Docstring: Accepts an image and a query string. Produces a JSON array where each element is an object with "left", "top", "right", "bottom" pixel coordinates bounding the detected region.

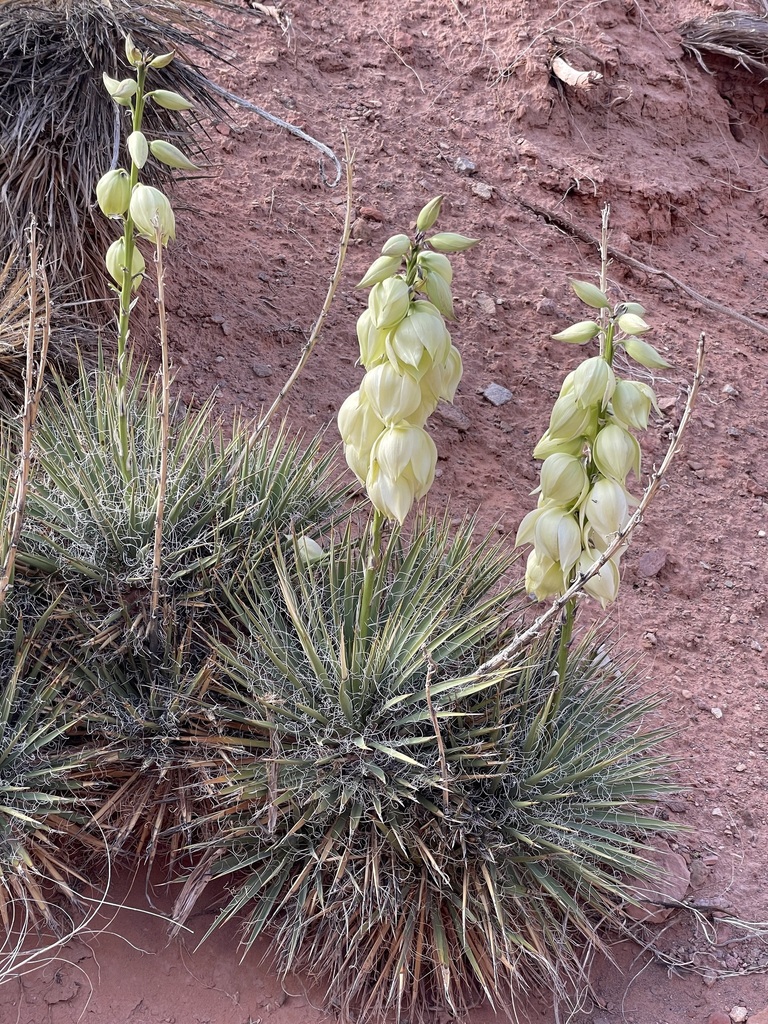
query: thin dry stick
[
  {"left": 477, "top": 332, "right": 706, "bottom": 674},
  {"left": 0, "top": 222, "right": 50, "bottom": 608},
  {"left": 226, "top": 131, "right": 354, "bottom": 484},
  {"left": 149, "top": 225, "right": 171, "bottom": 643},
  {"left": 516, "top": 197, "right": 768, "bottom": 339}
]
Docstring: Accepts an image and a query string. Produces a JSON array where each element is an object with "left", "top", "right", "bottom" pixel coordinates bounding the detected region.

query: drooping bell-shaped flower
[
  {"left": 539, "top": 453, "right": 589, "bottom": 507},
  {"left": 361, "top": 363, "right": 422, "bottom": 424}
]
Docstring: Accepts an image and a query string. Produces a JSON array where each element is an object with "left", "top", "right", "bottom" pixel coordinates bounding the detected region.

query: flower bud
[
  {"left": 571, "top": 356, "right": 616, "bottom": 409},
  {"left": 532, "top": 430, "right": 585, "bottom": 460},
  {"left": 525, "top": 549, "right": 565, "bottom": 602},
  {"left": 622, "top": 337, "right": 671, "bottom": 369},
  {"left": 296, "top": 536, "right": 325, "bottom": 565},
  {"left": 578, "top": 550, "right": 621, "bottom": 608},
  {"left": 147, "top": 89, "right": 193, "bottom": 111},
  {"left": 361, "top": 363, "right": 422, "bottom": 423},
  {"left": 385, "top": 306, "right": 451, "bottom": 377},
  {"left": 337, "top": 389, "right": 385, "bottom": 454},
  {"left": 548, "top": 391, "right": 598, "bottom": 441},
  {"left": 344, "top": 444, "right": 371, "bottom": 483},
  {"left": 533, "top": 507, "right": 582, "bottom": 574},
  {"left": 357, "top": 255, "right": 404, "bottom": 289},
  {"left": 416, "top": 250, "right": 452, "bottom": 284},
  {"left": 369, "top": 277, "right": 410, "bottom": 330},
  {"left": 439, "top": 345, "right": 463, "bottom": 402},
  {"left": 416, "top": 195, "right": 443, "bottom": 232},
  {"left": 371, "top": 424, "right": 437, "bottom": 496},
  {"left": 96, "top": 169, "right": 131, "bottom": 217},
  {"left": 593, "top": 423, "right": 641, "bottom": 482},
  {"left": 356, "top": 308, "right": 388, "bottom": 368},
  {"left": 617, "top": 312, "right": 651, "bottom": 335},
  {"left": 127, "top": 130, "right": 148, "bottom": 169},
  {"left": 570, "top": 279, "right": 610, "bottom": 309},
  {"left": 149, "top": 50, "right": 175, "bottom": 69},
  {"left": 539, "top": 453, "right": 589, "bottom": 507},
  {"left": 125, "top": 34, "right": 142, "bottom": 66},
  {"left": 105, "top": 238, "right": 145, "bottom": 291},
  {"left": 611, "top": 380, "right": 655, "bottom": 430},
  {"left": 103, "top": 73, "right": 138, "bottom": 105},
  {"left": 551, "top": 320, "right": 601, "bottom": 345},
  {"left": 422, "top": 271, "right": 454, "bottom": 320},
  {"left": 583, "top": 477, "right": 629, "bottom": 539},
  {"left": 428, "top": 232, "right": 479, "bottom": 252},
  {"left": 129, "top": 184, "right": 175, "bottom": 244},
  {"left": 381, "top": 233, "right": 412, "bottom": 257},
  {"left": 366, "top": 462, "right": 415, "bottom": 524},
  {"left": 615, "top": 301, "right": 645, "bottom": 317},
  {"left": 149, "top": 139, "right": 200, "bottom": 171}
]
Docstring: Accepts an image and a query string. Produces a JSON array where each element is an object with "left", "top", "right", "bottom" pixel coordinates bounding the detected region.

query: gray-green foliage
[{"left": 174, "top": 514, "right": 676, "bottom": 1023}]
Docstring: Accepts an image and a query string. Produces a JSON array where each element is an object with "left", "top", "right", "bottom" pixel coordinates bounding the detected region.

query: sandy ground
[{"left": 6, "top": 0, "right": 768, "bottom": 1021}]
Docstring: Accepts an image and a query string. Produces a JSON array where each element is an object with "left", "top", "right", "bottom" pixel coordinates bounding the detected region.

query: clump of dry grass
[
  {"left": 0, "top": 0, "right": 236, "bottom": 322},
  {"left": 680, "top": 10, "right": 768, "bottom": 74}
]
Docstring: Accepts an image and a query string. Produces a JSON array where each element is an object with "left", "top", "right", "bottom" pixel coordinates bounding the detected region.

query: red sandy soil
[{"left": 7, "top": 0, "right": 768, "bottom": 1021}]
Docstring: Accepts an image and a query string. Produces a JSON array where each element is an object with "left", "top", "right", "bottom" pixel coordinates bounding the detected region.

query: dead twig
[
  {"left": 0, "top": 220, "right": 50, "bottom": 609},
  {"left": 475, "top": 332, "right": 706, "bottom": 674},
  {"left": 516, "top": 196, "right": 768, "bottom": 339}
]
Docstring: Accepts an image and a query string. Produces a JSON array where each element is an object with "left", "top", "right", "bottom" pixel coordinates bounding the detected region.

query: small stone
[
  {"left": 734, "top": 763, "right": 747, "bottom": 772},
  {"left": 359, "top": 206, "right": 384, "bottom": 222},
  {"left": 252, "top": 362, "right": 273, "bottom": 378},
  {"left": 712, "top": 807, "right": 724, "bottom": 817},
  {"left": 681, "top": 689, "right": 693, "bottom": 699},
  {"left": 702, "top": 970, "right": 719, "bottom": 987},
  {"left": 711, "top": 707, "right": 723, "bottom": 718},
  {"left": 637, "top": 547, "right": 668, "bottom": 578},
  {"left": 664, "top": 799, "right": 688, "bottom": 813},
  {"left": 657, "top": 396, "right": 677, "bottom": 414},
  {"left": 729, "top": 1007, "right": 748, "bottom": 1024},
  {"left": 727, "top": 426, "right": 741, "bottom": 437},
  {"left": 476, "top": 292, "right": 497, "bottom": 317},
  {"left": 471, "top": 181, "right": 494, "bottom": 201},
  {"left": 215, "top": 355, "right": 224, "bottom": 363},
  {"left": 455, "top": 156, "right": 477, "bottom": 175},
  {"left": 758, "top": 530, "right": 766, "bottom": 538},
  {"left": 624, "top": 839, "right": 690, "bottom": 924},
  {"left": 433, "top": 402, "right": 470, "bottom": 432},
  {"left": 708, "top": 1013, "right": 731, "bottom": 1024},
  {"left": 215, "top": 122, "right": 230, "bottom": 137},
  {"left": 722, "top": 383, "right": 738, "bottom": 396},
  {"left": 483, "top": 383, "right": 513, "bottom": 406}
]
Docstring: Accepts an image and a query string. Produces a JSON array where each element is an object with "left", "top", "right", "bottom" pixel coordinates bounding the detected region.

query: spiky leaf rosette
[
  {"left": 175, "top": 516, "right": 677, "bottom": 1023},
  {"left": 0, "top": 600, "right": 96, "bottom": 935},
  {"left": 18, "top": 359, "right": 346, "bottom": 642},
  {"left": 71, "top": 619, "right": 226, "bottom": 871},
  {"left": 0, "top": 0, "right": 237, "bottom": 319}
]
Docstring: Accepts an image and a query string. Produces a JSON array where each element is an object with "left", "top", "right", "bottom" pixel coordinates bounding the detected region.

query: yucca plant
[
  {"left": 0, "top": 0, "right": 236, "bottom": 319},
  {"left": 18, "top": 358, "right": 346, "bottom": 640},
  {"left": 0, "top": 598, "right": 98, "bottom": 934},
  {"left": 172, "top": 514, "right": 677, "bottom": 1023}
]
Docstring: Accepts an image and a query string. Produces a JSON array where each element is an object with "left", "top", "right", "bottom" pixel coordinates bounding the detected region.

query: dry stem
[
  {"left": 0, "top": 222, "right": 50, "bottom": 609},
  {"left": 226, "top": 131, "right": 353, "bottom": 483},
  {"left": 477, "top": 332, "right": 706, "bottom": 674},
  {"left": 516, "top": 197, "right": 768, "bottom": 339},
  {"left": 149, "top": 226, "right": 171, "bottom": 643}
]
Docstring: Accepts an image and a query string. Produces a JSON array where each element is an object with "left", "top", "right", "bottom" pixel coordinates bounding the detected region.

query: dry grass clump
[
  {"left": 0, "top": 0, "right": 235, "bottom": 321},
  {"left": 680, "top": 10, "right": 768, "bottom": 74}
]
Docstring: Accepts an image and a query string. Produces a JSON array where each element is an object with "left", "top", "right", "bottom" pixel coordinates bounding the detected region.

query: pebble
[
  {"left": 734, "top": 763, "right": 747, "bottom": 772},
  {"left": 252, "top": 362, "right": 273, "bottom": 378},
  {"left": 637, "top": 548, "right": 668, "bottom": 578},
  {"left": 483, "top": 383, "right": 513, "bottom": 406},
  {"left": 711, "top": 707, "right": 723, "bottom": 718},
  {"left": 476, "top": 292, "right": 497, "bottom": 317},
  {"left": 657, "top": 395, "right": 677, "bottom": 415},
  {"left": 471, "top": 181, "right": 494, "bottom": 201},
  {"left": 433, "top": 402, "right": 470, "bottom": 432},
  {"left": 455, "top": 156, "right": 477, "bottom": 175},
  {"left": 359, "top": 206, "right": 384, "bottom": 222},
  {"left": 722, "top": 384, "right": 738, "bottom": 396},
  {"left": 729, "top": 1007, "right": 748, "bottom": 1024},
  {"left": 712, "top": 807, "right": 724, "bottom": 817}
]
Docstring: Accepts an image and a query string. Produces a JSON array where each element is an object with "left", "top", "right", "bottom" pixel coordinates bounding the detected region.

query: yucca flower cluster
[
  {"left": 95, "top": 36, "right": 197, "bottom": 304},
  {"left": 517, "top": 279, "right": 670, "bottom": 607},
  {"left": 338, "top": 197, "right": 476, "bottom": 523}
]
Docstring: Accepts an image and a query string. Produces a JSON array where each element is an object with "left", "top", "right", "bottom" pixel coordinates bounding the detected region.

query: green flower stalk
[
  {"left": 516, "top": 266, "right": 670, "bottom": 610},
  {"left": 95, "top": 35, "right": 194, "bottom": 473},
  {"left": 338, "top": 196, "right": 477, "bottom": 525}
]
